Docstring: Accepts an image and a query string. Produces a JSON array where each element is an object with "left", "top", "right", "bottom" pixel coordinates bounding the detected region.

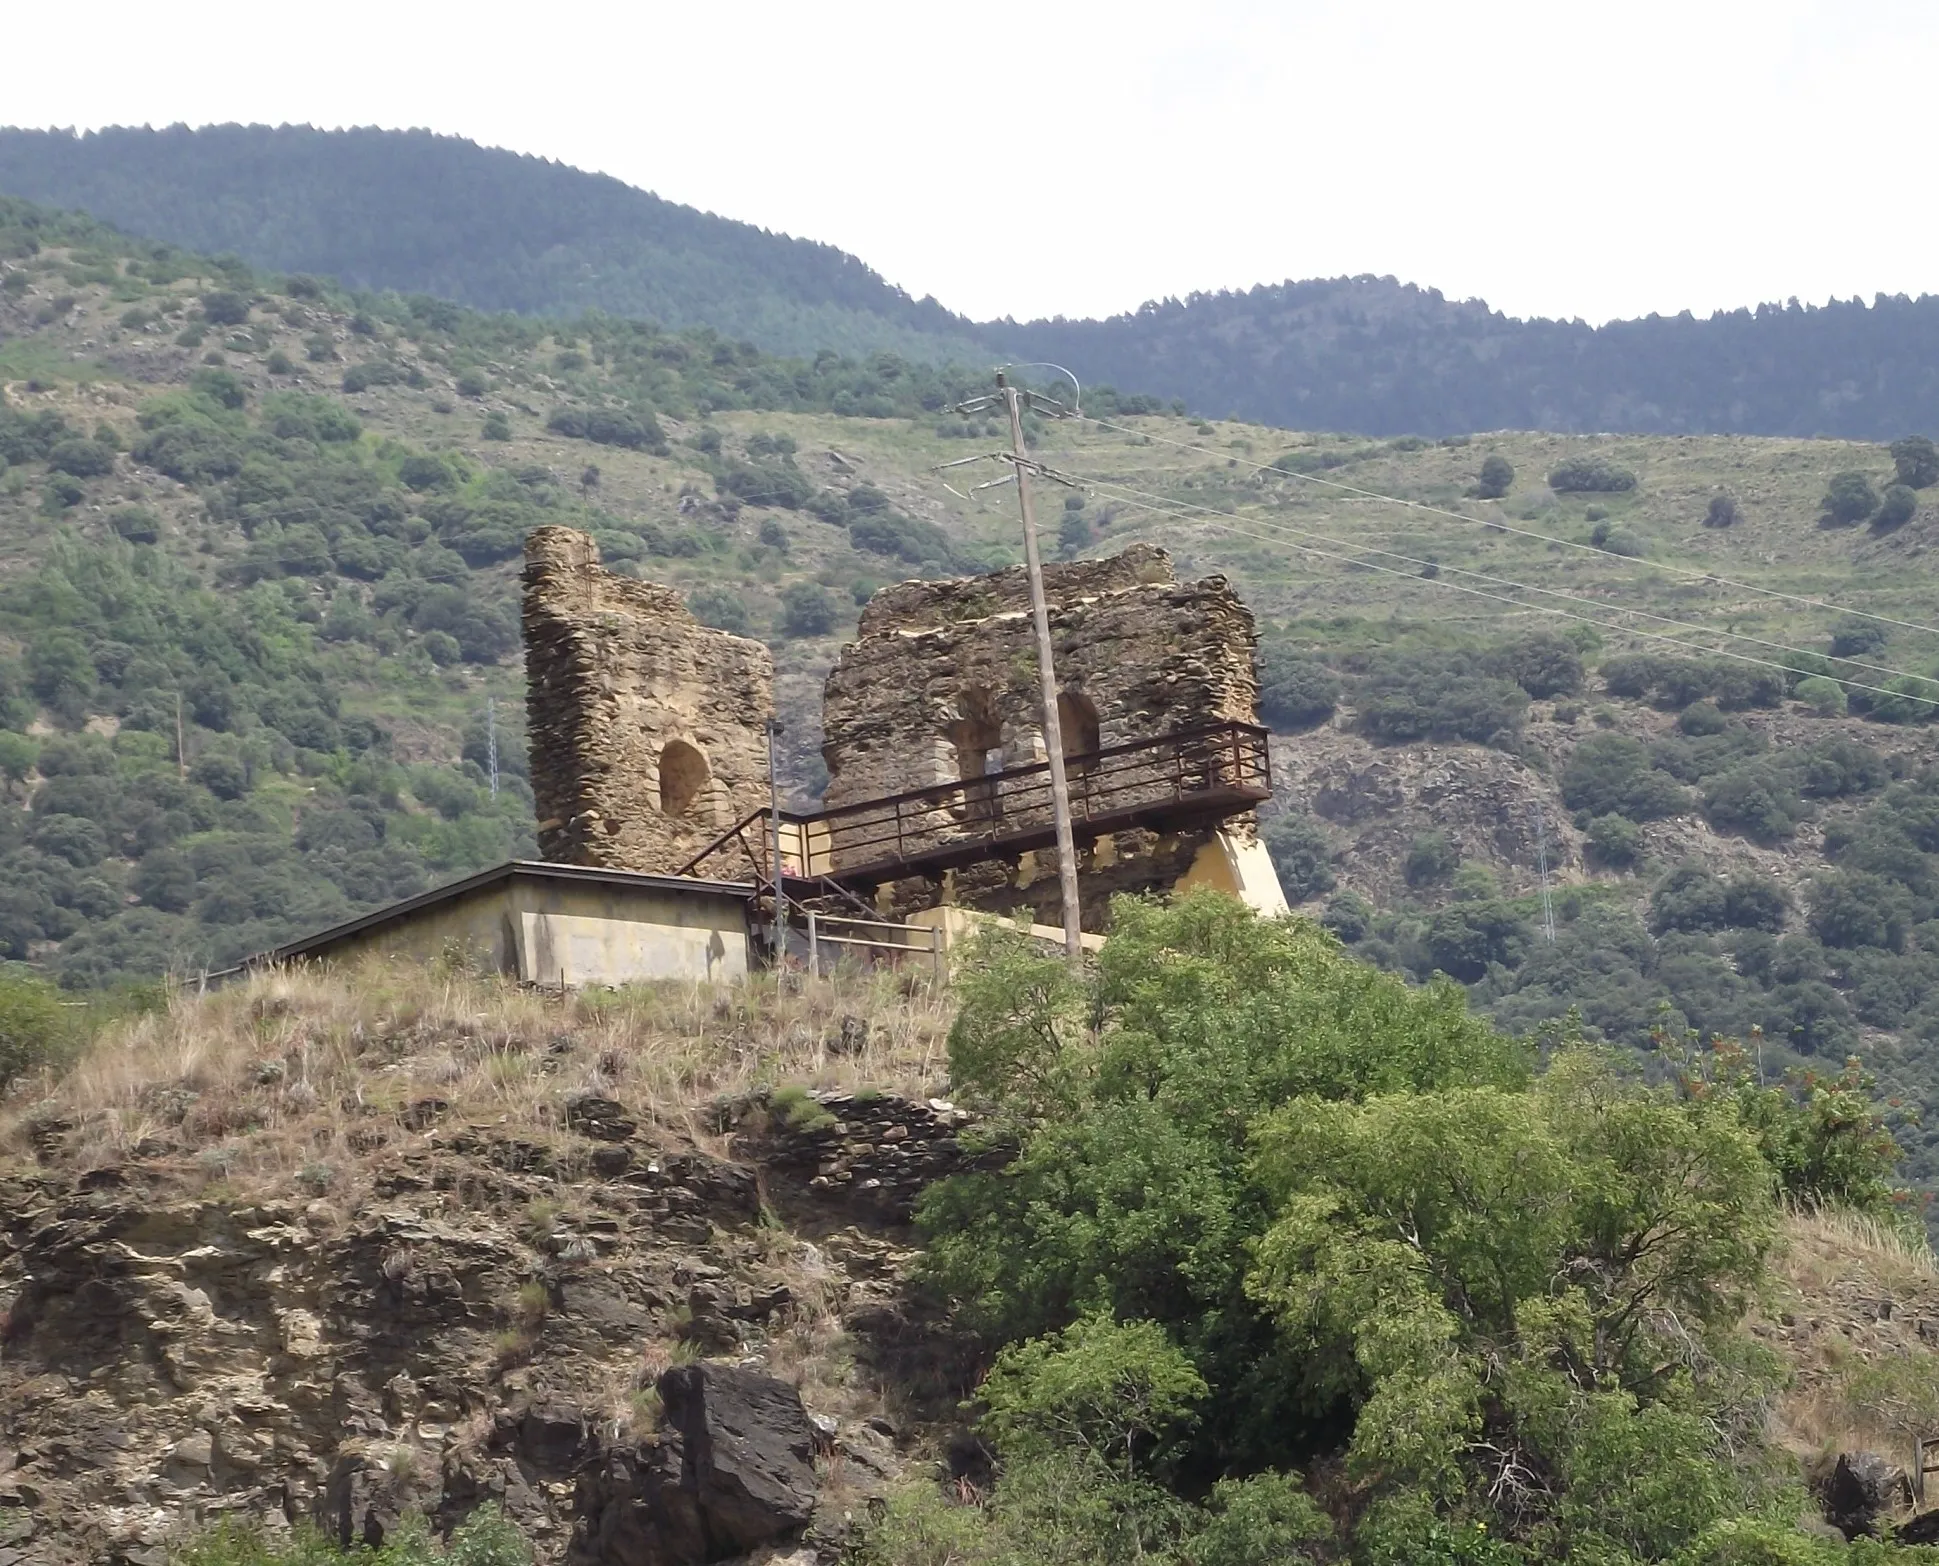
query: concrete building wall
[
  {"left": 523, "top": 526, "right": 775, "bottom": 876},
  {"left": 313, "top": 875, "right": 751, "bottom": 987}
]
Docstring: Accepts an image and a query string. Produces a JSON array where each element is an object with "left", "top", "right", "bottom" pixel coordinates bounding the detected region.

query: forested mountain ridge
[
  {"left": 1000, "top": 274, "right": 1939, "bottom": 439},
  {"left": 9, "top": 124, "right": 1939, "bottom": 438},
  {"left": 0, "top": 125, "right": 991, "bottom": 363}
]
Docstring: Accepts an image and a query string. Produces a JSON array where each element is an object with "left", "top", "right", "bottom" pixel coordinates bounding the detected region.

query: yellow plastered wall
[{"left": 1174, "top": 829, "right": 1291, "bottom": 917}]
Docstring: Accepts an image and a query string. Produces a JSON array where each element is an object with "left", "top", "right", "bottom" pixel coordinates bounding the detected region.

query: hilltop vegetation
[
  {"left": 11, "top": 127, "right": 1939, "bottom": 437},
  {"left": 856, "top": 898, "right": 1921, "bottom": 1565}
]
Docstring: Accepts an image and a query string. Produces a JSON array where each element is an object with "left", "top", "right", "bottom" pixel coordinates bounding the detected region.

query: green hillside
[{"left": 9, "top": 192, "right": 1939, "bottom": 1195}]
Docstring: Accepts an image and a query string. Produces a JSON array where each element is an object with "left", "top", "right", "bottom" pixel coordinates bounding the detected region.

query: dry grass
[
  {"left": 1781, "top": 1205, "right": 1939, "bottom": 1294},
  {"left": 0, "top": 954, "right": 954, "bottom": 1200},
  {"left": 1764, "top": 1206, "right": 1939, "bottom": 1466}
]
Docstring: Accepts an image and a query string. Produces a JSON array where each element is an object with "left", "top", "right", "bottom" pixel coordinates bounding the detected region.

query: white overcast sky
[{"left": 5, "top": 0, "right": 1935, "bottom": 325}]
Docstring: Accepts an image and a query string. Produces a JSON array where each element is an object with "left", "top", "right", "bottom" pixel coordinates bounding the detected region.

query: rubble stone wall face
[
  {"left": 820, "top": 544, "right": 1261, "bottom": 927},
  {"left": 523, "top": 526, "right": 774, "bottom": 874}
]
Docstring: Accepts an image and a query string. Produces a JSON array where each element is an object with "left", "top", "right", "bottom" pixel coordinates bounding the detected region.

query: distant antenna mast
[
  {"left": 486, "top": 697, "right": 499, "bottom": 798},
  {"left": 1536, "top": 816, "right": 1557, "bottom": 945}
]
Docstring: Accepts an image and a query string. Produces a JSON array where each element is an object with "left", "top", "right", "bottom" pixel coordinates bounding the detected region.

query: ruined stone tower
[
  {"left": 522, "top": 526, "right": 773, "bottom": 875},
  {"left": 819, "top": 543, "right": 1267, "bottom": 929}
]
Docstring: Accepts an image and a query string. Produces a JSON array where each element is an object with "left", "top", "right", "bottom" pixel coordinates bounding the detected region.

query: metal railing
[
  {"left": 800, "top": 910, "right": 944, "bottom": 982},
  {"left": 679, "top": 721, "right": 1270, "bottom": 889}
]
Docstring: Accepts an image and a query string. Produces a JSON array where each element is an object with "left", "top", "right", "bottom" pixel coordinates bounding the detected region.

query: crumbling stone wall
[
  {"left": 523, "top": 526, "right": 774, "bottom": 875},
  {"left": 819, "top": 543, "right": 1261, "bottom": 928}
]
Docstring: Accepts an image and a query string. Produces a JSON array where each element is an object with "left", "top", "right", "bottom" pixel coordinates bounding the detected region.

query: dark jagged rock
[
  {"left": 318, "top": 1452, "right": 425, "bottom": 1549},
  {"left": 1901, "top": 1509, "right": 1939, "bottom": 1545},
  {"left": 1820, "top": 1450, "right": 1909, "bottom": 1539},
  {"left": 568, "top": 1365, "right": 816, "bottom": 1566},
  {"left": 564, "top": 1096, "right": 638, "bottom": 1143}
]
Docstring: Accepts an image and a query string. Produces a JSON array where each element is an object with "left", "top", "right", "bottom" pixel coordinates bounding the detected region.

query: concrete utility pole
[
  {"left": 767, "top": 716, "right": 788, "bottom": 963},
  {"left": 998, "top": 373, "right": 1084, "bottom": 962}
]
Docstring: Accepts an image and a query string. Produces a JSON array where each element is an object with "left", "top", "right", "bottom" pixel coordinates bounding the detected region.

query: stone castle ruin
[
  {"left": 523, "top": 525, "right": 774, "bottom": 875},
  {"left": 523, "top": 527, "right": 1281, "bottom": 929},
  {"left": 820, "top": 543, "right": 1272, "bottom": 928}
]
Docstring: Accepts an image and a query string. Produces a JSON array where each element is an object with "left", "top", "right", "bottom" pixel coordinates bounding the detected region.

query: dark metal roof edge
[{"left": 208, "top": 860, "right": 757, "bottom": 981}]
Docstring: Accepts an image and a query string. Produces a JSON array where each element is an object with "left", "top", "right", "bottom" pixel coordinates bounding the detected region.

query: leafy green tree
[
  {"left": 1829, "top": 617, "right": 1888, "bottom": 659},
  {"left": 0, "top": 731, "right": 37, "bottom": 787},
  {"left": 1256, "top": 645, "right": 1339, "bottom": 730},
  {"left": 397, "top": 453, "right": 454, "bottom": 492},
  {"left": 1793, "top": 674, "right": 1847, "bottom": 716},
  {"left": 132, "top": 847, "right": 195, "bottom": 912},
  {"left": 1703, "top": 762, "right": 1808, "bottom": 843},
  {"left": 1352, "top": 650, "right": 1527, "bottom": 747},
  {"left": 1870, "top": 675, "right": 1939, "bottom": 724},
  {"left": 779, "top": 581, "right": 840, "bottom": 638},
  {"left": 1561, "top": 734, "right": 1691, "bottom": 822},
  {"left": 46, "top": 438, "right": 115, "bottom": 478},
  {"left": 1321, "top": 890, "right": 1373, "bottom": 943},
  {"left": 1548, "top": 458, "right": 1638, "bottom": 493},
  {"left": 1419, "top": 899, "right": 1525, "bottom": 982},
  {"left": 923, "top": 896, "right": 1525, "bottom": 1468},
  {"left": 199, "top": 289, "right": 250, "bottom": 326},
  {"left": 1249, "top": 1050, "right": 1779, "bottom": 1561},
  {"left": 1820, "top": 471, "right": 1879, "bottom": 526},
  {"left": 1874, "top": 483, "right": 1918, "bottom": 532},
  {"left": 1721, "top": 872, "right": 1788, "bottom": 933},
  {"left": 1490, "top": 629, "right": 1583, "bottom": 698},
  {"left": 1586, "top": 811, "right": 1644, "bottom": 868},
  {"left": 1891, "top": 433, "right": 1939, "bottom": 489},
  {"left": 1681, "top": 1042, "right": 1903, "bottom": 1216},
  {"left": 1650, "top": 862, "right": 1729, "bottom": 933},
  {"left": 1677, "top": 699, "right": 1728, "bottom": 736},
  {"left": 1404, "top": 830, "right": 1460, "bottom": 887},
  {"left": 1262, "top": 811, "right": 1336, "bottom": 902},
  {"left": 0, "top": 972, "right": 73, "bottom": 1085},
  {"left": 1703, "top": 492, "right": 1741, "bottom": 528},
  {"left": 689, "top": 587, "right": 751, "bottom": 635},
  {"left": 1474, "top": 454, "right": 1514, "bottom": 498},
  {"left": 981, "top": 1313, "right": 1206, "bottom": 1483},
  {"left": 1808, "top": 870, "right": 1908, "bottom": 951},
  {"left": 26, "top": 629, "right": 94, "bottom": 715}
]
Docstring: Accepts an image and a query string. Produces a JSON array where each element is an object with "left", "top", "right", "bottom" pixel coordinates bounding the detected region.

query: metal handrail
[{"left": 678, "top": 721, "right": 1271, "bottom": 886}]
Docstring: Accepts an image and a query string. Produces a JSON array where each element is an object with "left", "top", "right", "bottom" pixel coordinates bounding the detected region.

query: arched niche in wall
[{"left": 659, "top": 739, "right": 711, "bottom": 821}]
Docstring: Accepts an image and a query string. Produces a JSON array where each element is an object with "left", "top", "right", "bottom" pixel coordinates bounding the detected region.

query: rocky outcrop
[
  {"left": 1817, "top": 1451, "right": 1910, "bottom": 1539},
  {"left": 569, "top": 1366, "right": 817, "bottom": 1566},
  {"left": 0, "top": 1090, "right": 975, "bottom": 1564},
  {"left": 729, "top": 1087, "right": 989, "bottom": 1221}
]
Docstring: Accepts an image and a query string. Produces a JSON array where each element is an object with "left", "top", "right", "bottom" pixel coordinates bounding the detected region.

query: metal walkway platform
[{"left": 679, "top": 721, "right": 1271, "bottom": 894}]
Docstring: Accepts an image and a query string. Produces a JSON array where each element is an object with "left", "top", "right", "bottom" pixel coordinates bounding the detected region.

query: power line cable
[
  {"left": 1078, "top": 479, "right": 1939, "bottom": 712},
  {"left": 1076, "top": 472, "right": 1937, "bottom": 690},
  {"left": 1074, "top": 415, "right": 1939, "bottom": 642}
]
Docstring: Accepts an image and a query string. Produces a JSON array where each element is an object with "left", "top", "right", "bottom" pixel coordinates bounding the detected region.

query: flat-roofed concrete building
[{"left": 232, "top": 862, "right": 754, "bottom": 988}]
